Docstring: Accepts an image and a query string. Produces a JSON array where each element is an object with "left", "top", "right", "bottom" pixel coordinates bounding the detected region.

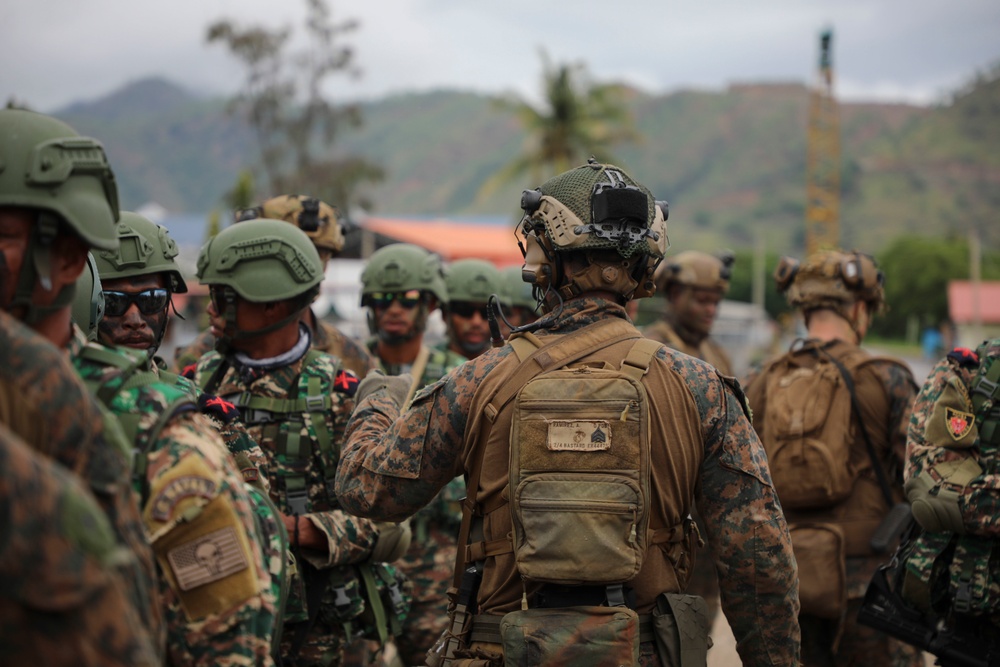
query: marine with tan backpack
[
  {"left": 743, "top": 248, "right": 923, "bottom": 667},
  {"left": 336, "top": 160, "right": 800, "bottom": 667}
]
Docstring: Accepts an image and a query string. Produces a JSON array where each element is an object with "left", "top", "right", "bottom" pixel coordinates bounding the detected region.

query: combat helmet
[
  {"left": 71, "top": 252, "right": 105, "bottom": 341},
  {"left": 443, "top": 259, "right": 503, "bottom": 307},
  {"left": 775, "top": 248, "right": 885, "bottom": 315},
  {"left": 501, "top": 265, "right": 537, "bottom": 311},
  {"left": 237, "top": 194, "right": 345, "bottom": 256},
  {"left": 0, "top": 109, "right": 120, "bottom": 322},
  {"left": 360, "top": 243, "right": 447, "bottom": 341},
  {"left": 196, "top": 218, "right": 324, "bottom": 350},
  {"left": 94, "top": 211, "right": 188, "bottom": 294},
  {"left": 654, "top": 250, "right": 734, "bottom": 296},
  {"left": 518, "top": 159, "right": 668, "bottom": 308}
]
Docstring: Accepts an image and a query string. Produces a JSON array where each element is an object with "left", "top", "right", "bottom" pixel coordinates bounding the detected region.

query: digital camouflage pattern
[
  {"left": 0, "top": 310, "right": 163, "bottom": 657},
  {"left": 744, "top": 338, "right": 921, "bottom": 667},
  {"left": 903, "top": 347, "right": 1000, "bottom": 626},
  {"left": 0, "top": 423, "right": 158, "bottom": 667},
  {"left": 337, "top": 297, "right": 801, "bottom": 666},
  {"left": 192, "top": 343, "right": 381, "bottom": 667},
  {"left": 173, "top": 310, "right": 377, "bottom": 380},
  {"left": 367, "top": 340, "right": 467, "bottom": 665},
  {"left": 69, "top": 328, "right": 278, "bottom": 667}
]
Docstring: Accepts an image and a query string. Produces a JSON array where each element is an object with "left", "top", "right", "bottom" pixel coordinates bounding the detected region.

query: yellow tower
[{"left": 805, "top": 29, "right": 840, "bottom": 255}]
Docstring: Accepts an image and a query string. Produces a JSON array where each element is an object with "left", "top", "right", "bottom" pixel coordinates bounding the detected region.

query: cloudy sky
[{"left": 2, "top": 0, "right": 998, "bottom": 112}]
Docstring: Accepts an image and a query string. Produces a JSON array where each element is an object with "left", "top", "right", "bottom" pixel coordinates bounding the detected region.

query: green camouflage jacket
[{"left": 69, "top": 327, "right": 278, "bottom": 667}]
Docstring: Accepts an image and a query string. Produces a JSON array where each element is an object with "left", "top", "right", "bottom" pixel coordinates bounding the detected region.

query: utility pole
[{"left": 805, "top": 29, "right": 841, "bottom": 256}]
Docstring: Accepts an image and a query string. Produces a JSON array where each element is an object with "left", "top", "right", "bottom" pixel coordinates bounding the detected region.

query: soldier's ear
[{"left": 51, "top": 234, "right": 89, "bottom": 287}]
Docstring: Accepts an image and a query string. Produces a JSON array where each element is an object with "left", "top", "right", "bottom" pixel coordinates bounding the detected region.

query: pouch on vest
[
  {"left": 790, "top": 523, "right": 847, "bottom": 620},
  {"left": 509, "top": 347, "right": 653, "bottom": 586},
  {"left": 651, "top": 593, "right": 711, "bottom": 667},
  {"left": 499, "top": 606, "right": 639, "bottom": 667},
  {"left": 761, "top": 350, "right": 860, "bottom": 509}
]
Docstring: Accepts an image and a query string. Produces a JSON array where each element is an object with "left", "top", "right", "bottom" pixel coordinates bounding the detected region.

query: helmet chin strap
[
  {"left": 213, "top": 286, "right": 309, "bottom": 354},
  {"left": 5, "top": 215, "right": 77, "bottom": 325},
  {"left": 372, "top": 302, "right": 429, "bottom": 345}
]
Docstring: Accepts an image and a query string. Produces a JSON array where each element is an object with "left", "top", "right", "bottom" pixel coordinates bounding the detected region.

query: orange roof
[
  {"left": 948, "top": 280, "right": 1000, "bottom": 324},
  {"left": 362, "top": 217, "right": 524, "bottom": 267}
]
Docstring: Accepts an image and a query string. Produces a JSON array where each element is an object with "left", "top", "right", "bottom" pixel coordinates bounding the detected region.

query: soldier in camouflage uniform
[
  {"left": 0, "top": 108, "right": 163, "bottom": 655},
  {"left": 743, "top": 249, "right": 922, "bottom": 667},
  {"left": 0, "top": 108, "right": 278, "bottom": 665},
  {"left": 191, "top": 218, "right": 410, "bottom": 667},
  {"left": 897, "top": 339, "right": 1000, "bottom": 654},
  {"left": 437, "top": 258, "right": 503, "bottom": 361},
  {"left": 0, "top": 423, "right": 158, "bottom": 667},
  {"left": 361, "top": 243, "right": 467, "bottom": 665},
  {"left": 642, "top": 250, "right": 734, "bottom": 375},
  {"left": 337, "top": 161, "right": 800, "bottom": 666},
  {"left": 88, "top": 211, "right": 270, "bottom": 487},
  {"left": 173, "top": 194, "right": 376, "bottom": 379}
]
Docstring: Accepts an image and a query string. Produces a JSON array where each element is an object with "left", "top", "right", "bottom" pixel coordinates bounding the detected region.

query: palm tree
[{"left": 478, "top": 51, "right": 637, "bottom": 200}]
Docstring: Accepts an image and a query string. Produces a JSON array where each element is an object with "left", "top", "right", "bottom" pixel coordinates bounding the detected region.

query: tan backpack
[
  {"left": 507, "top": 327, "right": 661, "bottom": 587},
  {"left": 759, "top": 344, "right": 875, "bottom": 510}
]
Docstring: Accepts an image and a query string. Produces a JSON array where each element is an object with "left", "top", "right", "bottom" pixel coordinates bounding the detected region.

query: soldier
[
  {"left": 891, "top": 339, "right": 1000, "bottom": 658},
  {"left": 497, "top": 264, "right": 539, "bottom": 337},
  {"left": 438, "top": 258, "right": 503, "bottom": 360},
  {"left": 360, "top": 243, "right": 467, "bottom": 665},
  {"left": 0, "top": 108, "right": 163, "bottom": 654},
  {"left": 88, "top": 211, "right": 270, "bottom": 486},
  {"left": 643, "top": 250, "right": 734, "bottom": 375},
  {"left": 191, "top": 218, "right": 411, "bottom": 667},
  {"left": 336, "top": 160, "right": 800, "bottom": 666},
  {"left": 0, "top": 108, "right": 278, "bottom": 666},
  {"left": 173, "top": 194, "right": 376, "bottom": 379},
  {"left": 0, "top": 423, "right": 158, "bottom": 667},
  {"left": 743, "top": 249, "right": 921, "bottom": 667}
]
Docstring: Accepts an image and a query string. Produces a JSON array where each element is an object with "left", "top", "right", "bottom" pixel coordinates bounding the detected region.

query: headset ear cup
[
  {"left": 521, "top": 232, "right": 552, "bottom": 291},
  {"left": 773, "top": 256, "right": 800, "bottom": 292}
]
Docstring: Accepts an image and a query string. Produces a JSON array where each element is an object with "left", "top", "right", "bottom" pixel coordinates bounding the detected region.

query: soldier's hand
[{"left": 355, "top": 370, "right": 412, "bottom": 409}]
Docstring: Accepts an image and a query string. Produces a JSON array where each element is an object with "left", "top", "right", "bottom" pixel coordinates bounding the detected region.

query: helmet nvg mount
[
  {"left": 237, "top": 194, "right": 345, "bottom": 256},
  {"left": 517, "top": 159, "right": 669, "bottom": 308},
  {"left": 94, "top": 211, "right": 188, "bottom": 294}
]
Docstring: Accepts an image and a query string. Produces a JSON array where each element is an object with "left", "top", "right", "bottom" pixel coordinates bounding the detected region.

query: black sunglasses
[
  {"left": 370, "top": 290, "right": 422, "bottom": 310},
  {"left": 103, "top": 289, "right": 170, "bottom": 317},
  {"left": 450, "top": 301, "right": 490, "bottom": 319}
]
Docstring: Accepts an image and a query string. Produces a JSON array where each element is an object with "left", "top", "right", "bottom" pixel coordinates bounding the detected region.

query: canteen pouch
[
  {"left": 499, "top": 606, "right": 639, "bottom": 667},
  {"left": 790, "top": 523, "right": 847, "bottom": 620}
]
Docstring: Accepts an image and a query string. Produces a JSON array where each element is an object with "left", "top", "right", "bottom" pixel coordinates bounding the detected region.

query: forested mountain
[{"left": 54, "top": 68, "right": 1000, "bottom": 254}]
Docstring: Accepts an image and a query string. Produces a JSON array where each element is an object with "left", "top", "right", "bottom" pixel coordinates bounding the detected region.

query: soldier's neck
[
  {"left": 666, "top": 312, "right": 706, "bottom": 348},
  {"left": 805, "top": 310, "right": 860, "bottom": 345}
]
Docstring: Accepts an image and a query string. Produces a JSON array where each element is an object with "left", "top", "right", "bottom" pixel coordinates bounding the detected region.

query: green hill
[{"left": 54, "top": 68, "right": 1000, "bottom": 255}]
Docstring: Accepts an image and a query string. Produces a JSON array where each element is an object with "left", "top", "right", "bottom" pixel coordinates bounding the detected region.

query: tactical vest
[{"left": 198, "top": 348, "right": 409, "bottom": 645}]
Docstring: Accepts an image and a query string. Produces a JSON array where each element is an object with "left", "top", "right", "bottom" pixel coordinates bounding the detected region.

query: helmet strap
[
  {"left": 7, "top": 214, "right": 76, "bottom": 325},
  {"left": 214, "top": 286, "right": 311, "bottom": 354}
]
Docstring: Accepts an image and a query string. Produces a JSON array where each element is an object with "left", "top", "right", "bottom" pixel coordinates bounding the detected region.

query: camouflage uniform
[
  {"left": 368, "top": 339, "right": 468, "bottom": 665},
  {"left": 69, "top": 327, "right": 279, "bottom": 666},
  {"left": 193, "top": 334, "right": 383, "bottom": 667},
  {"left": 338, "top": 297, "right": 801, "bottom": 666},
  {"left": 900, "top": 342, "right": 1000, "bottom": 646},
  {"left": 173, "top": 310, "right": 376, "bottom": 379},
  {"left": 0, "top": 423, "right": 158, "bottom": 667},
  {"left": 0, "top": 309, "right": 164, "bottom": 656}
]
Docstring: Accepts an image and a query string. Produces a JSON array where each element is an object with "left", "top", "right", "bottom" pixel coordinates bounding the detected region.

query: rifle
[{"left": 858, "top": 564, "right": 1000, "bottom": 667}]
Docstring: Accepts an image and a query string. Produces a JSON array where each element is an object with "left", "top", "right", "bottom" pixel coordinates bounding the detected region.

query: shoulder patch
[
  {"left": 333, "top": 369, "right": 360, "bottom": 396},
  {"left": 150, "top": 475, "right": 218, "bottom": 522},
  {"left": 166, "top": 525, "right": 249, "bottom": 591},
  {"left": 944, "top": 406, "right": 975, "bottom": 441},
  {"left": 181, "top": 363, "right": 197, "bottom": 380},
  {"left": 198, "top": 393, "right": 239, "bottom": 422},
  {"left": 947, "top": 347, "right": 979, "bottom": 368}
]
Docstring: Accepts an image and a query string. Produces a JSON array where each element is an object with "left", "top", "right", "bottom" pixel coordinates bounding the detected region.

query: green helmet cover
[
  {"left": 196, "top": 218, "right": 323, "bottom": 302},
  {"left": 71, "top": 252, "right": 104, "bottom": 341},
  {"left": 501, "top": 265, "right": 536, "bottom": 310},
  {"left": 360, "top": 243, "right": 447, "bottom": 305},
  {"left": 94, "top": 211, "right": 187, "bottom": 293},
  {"left": 0, "top": 109, "right": 119, "bottom": 250},
  {"left": 444, "top": 259, "right": 502, "bottom": 305}
]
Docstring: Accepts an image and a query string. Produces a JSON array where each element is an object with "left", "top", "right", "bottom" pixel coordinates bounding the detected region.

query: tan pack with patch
[{"left": 507, "top": 327, "right": 661, "bottom": 586}]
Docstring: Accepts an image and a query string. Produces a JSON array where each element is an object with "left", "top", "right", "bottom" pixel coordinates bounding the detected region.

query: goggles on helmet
[
  {"left": 369, "top": 290, "right": 422, "bottom": 310},
  {"left": 102, "top": 289, "right": 169, "bottom": 317}
]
